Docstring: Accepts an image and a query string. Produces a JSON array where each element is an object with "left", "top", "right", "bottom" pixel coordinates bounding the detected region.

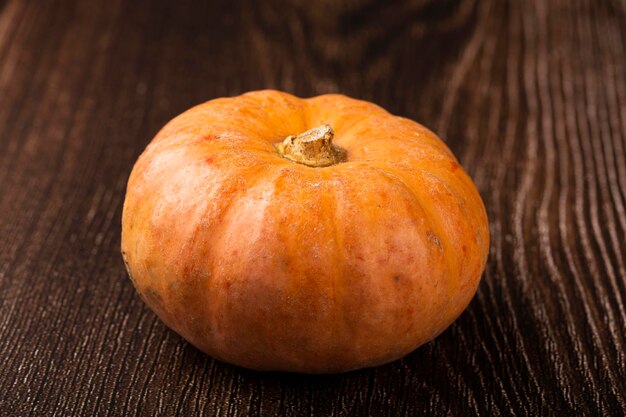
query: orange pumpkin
[{"left": 121, "top": 90, "right": 489, "bottom": 373}]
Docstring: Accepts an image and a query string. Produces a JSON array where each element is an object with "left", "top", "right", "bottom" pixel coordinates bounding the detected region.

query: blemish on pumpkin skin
[
  {"left": 450, "top": 161, "right": 460, "bottom": 172},
  {"left": 427, "top": 230, "right": 444, "bottom": 252}
]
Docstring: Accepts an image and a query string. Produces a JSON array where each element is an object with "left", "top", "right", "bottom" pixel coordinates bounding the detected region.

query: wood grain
[{"left": 0, "top": 0, "right": 624, "bottom": 415}]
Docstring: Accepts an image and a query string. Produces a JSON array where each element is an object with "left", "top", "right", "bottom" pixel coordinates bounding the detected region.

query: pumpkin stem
[{"left": 275, "top": 124, "right": 346, "bottom": 167}]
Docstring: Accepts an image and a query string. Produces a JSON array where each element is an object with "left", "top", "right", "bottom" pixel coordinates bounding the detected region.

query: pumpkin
[{"left": 121, "top": 90, "right": 489, "bottom": 373}]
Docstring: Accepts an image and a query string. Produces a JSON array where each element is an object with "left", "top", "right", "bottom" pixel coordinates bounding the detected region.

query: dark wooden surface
[{"left": 0, "top": 0, "right": 625, "bottom": 415}]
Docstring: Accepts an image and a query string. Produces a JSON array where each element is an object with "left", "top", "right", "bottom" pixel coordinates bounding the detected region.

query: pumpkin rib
[
  {"left": 344, "top": 131, "right": 456, "bottom": 165},
  {"left": 152, "top": 121, "right": 267, "bottom": 152},
  {"left": 204, "top": 164, "right": 288, "bottom": 363},
  {"left": 393, "top": 117, "right": 457, "bottom": 159},
  {"left": 125, "top": 151, "right": 275, "bottom": 356},
  {"left": 358, "top": 155, "right": 482, "bottom": 219},
  {"left": 323, "top": 169, "right": 342, "bottom": 364},
  {"left": 326, "top": 113, "right": 391, "bottom": 148},
  {"left": 205, "top": 167, "right": 354, "bottom": 369},
  {"left": 355, "top": 153, "right": 486, "bottom": 235},
  {"left": 270, "top": 167, "right": 335, "bottom": 369},
  {"left": 344, "top": 145, "right": 455, "bottom": 173},
  {"left": 375, "top": 163, "right": 488, "bottom": 320},
  {"left": 146, "top": 126, "right": 283, "bottom": 169},
  {"left": 321, "top": 110, "right": 454, "bottom": 159},
  {"left": 239, "top": 90, "right": 308, "bottom": 141},
  {"left": 410, "top": 162, "right": 490, "bottom": 260},
  {"left": 155, "top": 94, "right": 304, "bottom": 149},
  {"left": 357, "top": 163, "right": 456, "bottom": 330},
  {"left": 414, "top": 169, "right": 490, "bottom": 305},
  {"left": 305, "top": 96, "right": 389, "bottom": 144},
  {"left": 150, "top": 98, "right": 254, "bottom": 143},
  {"left": 326, "top": 165, "right": 447, "bottom": 353}
]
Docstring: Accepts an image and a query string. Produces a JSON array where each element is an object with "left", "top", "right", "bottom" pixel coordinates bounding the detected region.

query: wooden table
[{"left": 1, "top": 0, "right": 624, "bottom": 415}]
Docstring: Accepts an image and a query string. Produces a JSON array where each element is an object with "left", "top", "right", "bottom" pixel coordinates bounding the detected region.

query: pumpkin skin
[{"left": 121, "top": 90, "right": 489, "bottom": 373}]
